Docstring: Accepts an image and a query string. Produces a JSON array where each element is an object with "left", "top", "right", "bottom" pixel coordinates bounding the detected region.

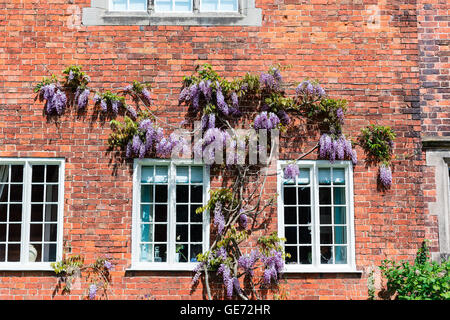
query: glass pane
[
  {"left": 140, "top": 244, "right": 153, "bottom": 262},
  {"left": 44, "top": 224, "right": 57, "bottom": 242},
  {"left": 283, "top": 187, "right": 296, "bottom": 205},
  {"left": 334, "top": 226, "right": 347, "bottom": 244},
  {"left": 155, "top": 166, "right": 168, "bottom": 183},
  {"left": 190, "top": 225, "right": 202, "bottom": 242},
  {"left": 141, "top": 224, "right": 152, "bottom": 242},
  {"left": 155, "top": 185, "right": 168, "bottom": 202},
  {"left": 176, "top": 166, "right": 189, "bottom": 183},
  {"left": 45, "top": 204, "right": 58, "bottom": 222},
  {"left": 11, "top": 165, "right": 23, "bottom": 182},
  {"left": 334, "top": 187, "right": 345, "bottom": 205},
  {"left": 141, "top": 204, "right": 153, "bottom": 222},
  {"left": 298, "top": 226, "right": 311, "bottom": 244},
  {"left": 46, "top": 165, "right": 59, "bottom": 183},
  {"left": 31, "top": 204, "right": 43, "bottom": 222},
  {"left": 335, "top": 246, "right": 347, "bottom": 264},
  {"left": 285, "top": 246, "right": 297, "bottom": 264},
  {"left": 320, "top": 207, "right": 332, "bottom": 224},
  {"left": 334, "top": 207, "right": 346, "bottom": 224},
  {"left": 155, "top": 0, "right": 172, "bottom": 12},
  {"left": 220, "top": 0, "right": 237, "bottom": 11},
  {"left": 174, "top": 0, "right": 192, "bottom": 12},
  {"left": 298, "top": 187, "right": 310, "bottom": 205},
  {"left": 333, "top": 168, "right": 345, "bottom": 185},
  {"left": 320, "top": 246, "right": 333, "bottom": 264},
  {"left": 297, "top": 168, "right": 310, "bottom": 185},
  {"left": 191, "top": 167, "right": 203, "bottom": 183},
  {"left": 284, "top": 207, "right": 296, "bottom": 225},
  {"left": 154, "top": 224, "right": 167, "bottom": 242},
  {"left": 32, "top": 165, "right": 45, "bottom": 182},
  {"left": 299, "top": 246, "right": 312, "bottom": 264},
  {"left": 8, "top": 204, "right": 21, "bottom": 222},
  {"left": 285, "top": 226, "right": 297, "bottom": 244},
  {"left": 319, "top": 187, "right": 331, "bottom": 204},
  {"left": 298, "top": 207, "right": 311, "bottom": 225},
  {"left": 129, "top": 0, "right": 147, "bottom": 10},
  {"left": 320, "top": 227, "right": 332, "bottom": 244},
  {"left": 31, "top": 185, "right": 44, "bottom": 202},
  {"left": 141, "top": 166, "right": 154, "bottom": 183},
  {"left": 45, "top": 185, "right": 58, "bottom": 202},
  {"left": 0, "top": 244, "right": 5, "bottom": 261},
  {"left": 0, "top": 185, "right": 7, "bottom": 202},
  {"left": 112, "top": 0, "right": 127, "bottom": 10},
  {"left": 7, "top": 244, "right": 20, "bottom": 262},
  {"left": 190, "top": 185, "right": 203, "bottom": 203},
  {"left": 154, "top": 244, "right": 166, "bottom": 262},
  {"left": 176, "top": 185, "right": 189, "bottom": 203},
  {"left": 201, "top": 0, "right": 218, "bottom": 11},
  {"left": 176, "top": 244, "right": 188, "bottom": 262},
  {"left": 0, "top": 204, "right": 6, "bottom": 222},
  {"left": 190, "top": 205, "right": 202, "bottom": 222},
  {"left": 8, "top": 224, "right": 21, "bottom": 242},
  {"left": 176, "top": 205, "right": 188, "bottom": 222},
  {"left": 0, "top": 224, "right": 5, "bottom": 241},
  {"left": 10, "top": 184, "right": 22, "bottom": 202},
  {"left": 190, "top": 244, "right": 202, "bottom": 262},
  {"left": 141, "top": 185, "right": 153, "bottom": 203},
  {"left": 154, "top": 205, "right": 167, "bottom": 222},
  {"left": 0, "top": 165, "right": 9, "bottom": 183},
  {"left": 176, "top": 225, "right": 188, "bottom": 242},
  {"left": 318, "top": 168, "right": 331, "bottom": 185},
  {"left": 30, "top": 243, "right": 42, "bottom": 262},
  {"left": 43, "top": 243, "right": 57, "bottom": 262},
  {"left": 30, "top": 224, "right": 42, "bottom": 242}
]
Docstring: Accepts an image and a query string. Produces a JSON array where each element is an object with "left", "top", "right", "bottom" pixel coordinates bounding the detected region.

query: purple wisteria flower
[
  {"left": 216, "top": 85, "right": 229, "bottom": 115},
  {"left": 216, "top": 247, "right": 227, "bottom": 260},
  {"left": 76, "top": 88, "right": 90, "bottom": 110},
  {"left": 336, "top": 107, "right": 344, "bottom": 124},
  {"left": 126, "top": 105, "right": 137, "bottom": 119},
  {"left": 239, "top": 213, "right": 248, "bottom": 229},
  {"left": 141, "top": 88, "right": 151, "bottom": 104},
  {"left": 238, "top": 250, "right": 259, "bottom": 277},
  {"left": 213, "top": 202, "right": 225, "bottom": 235},
  {"left": 199, "top": 80, "right": 212, "bottom": 101},
  {"left": 261, "top": 249, "right": 284, "bottom": 285},
  {"left": 277, "top": 110, "right": 291, "bottom": 126},
  {"left": 47, "top": 89, "right": 67, "bottom": 115},
  {"left": 191, "top": 262, "right": 204, "bottom": 285},
  {"left": 283, "top": 163, "right": 300, "bottom": 180},
  {"left": 254, "top": 112, "right": 280, "bottom": 130},
  {"left": 217, "top": 263, "right": 234, "bottom": 298},
  {"left": 296, "top": 80, "right": 326, "bottom": 100},
  {"left": 104, "top": 260, "right": 112, "bottom": 270},
  {"left": 379, "top": 164, "right": 392, "bottom": 188},
  {"left": 319, "top": 133, "right": 357, "bottom": 165},
  {"left": 88, "top": 284, "right": 97, "bottom": 300},
  {"left": 100, "top": 99, "right": 108, "bottom": 112}
]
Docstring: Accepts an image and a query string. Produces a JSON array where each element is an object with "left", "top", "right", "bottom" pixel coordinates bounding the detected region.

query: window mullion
[
  {"left": 168, "top": 163, "right": 176, "bottom": 265},
  {"left": 313, "top": 163, "right": 320, "bottom": 268},
  {"left": 21, "top": 161, "right": 31, "bottom": 264}
]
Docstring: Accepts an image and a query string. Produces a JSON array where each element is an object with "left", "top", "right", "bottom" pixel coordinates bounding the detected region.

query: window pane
[
  {"left": 154, "top": 224, "right": 167, "bottom": 242},
  {"left": 0, "top": 244, "right": 5, "bottom": 261},
  {"left": 191, "top": 167, "right": 203, "bottom": 183},
  {"left": 319, "top": 187, "right": 331, "bottom": 204},
  {"left": 141, "top": 185, "right": 153, "bottom": 203},
  {"left": 320, "top": 227, "right": 332, "bottom": 244},
  {"left": 11, "top": 165, "right": 23, "bottom": 182},
  {"left": 220, "top": 0, "right": 237, "bottom": 11},
  {"left": 45, "top": 204, "right": 58, "bottom": 222},
  {"left": 285, "top": 246, "right": 297, "bottom": 264},
  {"left": 141, "top": 204, "right": 153, "bottom": 222},
  {"left": 176, "top": 225, "right": 188, "bottom": 242},
  {"left": 176, "top": 205, "right": 188, "bottom": 222},
  {"left": 298, "top": 169, "right": 310, "bottom": 185},
  {"left": 112, "top": 0, "right": 127, "bottom": 10},
  {"left": 43, "top": 243, "right": 57, "bottom": 262},
  {"left": 283, "top": 187, "right": 296, "bottom": 205},
  {"left": 30, "top": 243, "right": 42, "bottom": 262},
  {"left": 0, "top": 185, "right": 7, "bottom": 202},
  {"left": 333, "top": 168, "right": 345, "bottom": 185},
  {"left": 318, "top": 168, "right": 331, "bottom": 185},
  {"left": 285, "top": 226, "right": 297, "bottom": 244},
  {"left": 201, "top": 0, "right": 218, "bottom": 11},
  {"left": 46, "top": 165, "right": 59, "bottom": 183},
  {"left": 31, "top": 204, "right": 43, "bottom": 222},
  {"left": 174, "top": 0, "right": 192, "bottom": 12},
  {"left": 190, "top": 244, "right": 202, "bottom": 262},
  {"left": 299, "top": 246, "right": 312, "bottom": 264},
  {"left": 45, "top": 185, "right": 58, "bottom": 202},
  {"left": 155, "top": 166, "right": 168, "bottom": 183},
  {"left": 298, "top": 207, "right": 311, "bottom": 225},
  {"left": 334, "top": 226, "right": 347, "bottom": 244},
  {"left": 10, "top": 185, "right": 22, "bottom": 202},
  {"left": 0, "top": 224, "right": 6, "bottom": 241},
  {"left": 141, "top": 224, "right": 152, "bottom": 242},
  {"left": 7, "top": 244, "right": 20, "bottom": 262},
  {"left": 154, "top": 205, "right": 167, "bottom": 222},
  {"left": 0, "top": 204, "right": 6, "bottom": 222},
  {"left": 8, "top": 224, "right": 21, "bottom": 242},
  {"left": 176, "top": 166, "right": 189, "bottom": 183},
  {"left": 155, "top": 0, "right": 173, "bottom": 12},
  {"left": 335, "top": 246, "right": 347, "bottom": 264},
  {"left": 32, "top": 165, "right": 45, "bottom": 182},
  {"left": 176, "top": 244, "right": 188, "bottom": 262},
  {"left": 334, "top": 187, "right": 345, "bottom": 205},
  {"left": 141, "top": 166, "right": 154, "bottom": 183},
  {"left": 284, "top": 207, "right": 296, "bottom": 225},
  {"left": 298, "top": 226, "right": 311, "bottom": 244},
  {"left": 155, "top": 185, "right": 168, "bottom": 202},
  {"left": 31, "top": 185, "right": 44, "bottom": 202},
  {"left": 140, "top": 244, "right": 153, "bottom": 262},
  {"left": 190, "top": 185, "right": 203, "bottom": 203},
  {"left": 0, "top": 165, "right": 9, "bottom": 183},
  {"left": 334, "top": 207, "right": 346, "bottom": 224},
  {"left": 320, "top": 246, "right": 333, "bottom": 264},
  {"left": 44, "top": 224, "right": 57, "bottom": 242},
  {"left": 298, "top": 187, "right": 310, "bottom": 205},
  {"left": 320, "top": 207, "right": 331, "bottom": 224},
  {"left": 30, "top": 224, "right": 42, "bottom": 242},
  {"left": 190, "top": 225, "right": 202, "bottom": 242},
  {"left": 176, "top": 185, "right": 189, "bottom": 203},
  {"left": 129, "top": 0, "right": 147, "bottom": 10},
  {"left": 190, "top": 205, "right": 202, "bottom": 222}
]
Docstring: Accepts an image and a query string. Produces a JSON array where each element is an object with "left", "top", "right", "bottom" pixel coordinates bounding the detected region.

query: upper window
[
  {"left": 131, "top": 160, "right": 209, "bottom": 270},
  {"left": 110, "top": 0, "right": 238, "bottom": 12},
  {"left": 278, "top": 160, "right": 356, "bottom": 272},
  {"left": 110, "top": 0, "right": 148, "bottom": 11},
  {"left": 0, "top": 159, "right": 64, "bottom": 270}
]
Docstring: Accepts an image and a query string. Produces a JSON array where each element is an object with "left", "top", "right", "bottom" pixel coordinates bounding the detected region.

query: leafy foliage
[
  {"left": 379, "top": 241, "right": 450, "bottom": 300},
  {"left": 359, "top": 124, "right": 396, "bottom": 164}
]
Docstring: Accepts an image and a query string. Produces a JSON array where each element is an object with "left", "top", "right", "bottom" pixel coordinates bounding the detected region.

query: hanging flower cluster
[
  {"left": 93, "top": 91, "right": 126, "bottom": 116},
  {"left": 319, "top": 133, "right": 357, "bottom": 165},
  {"left": 359, "top": 125, "right": 396, "bottom": 189},
  {"left": 283, "top": 163, "right": 300, "bottom": 180},
  {"left": 253, "top": 111, "right": 280, "bottom": 130}
]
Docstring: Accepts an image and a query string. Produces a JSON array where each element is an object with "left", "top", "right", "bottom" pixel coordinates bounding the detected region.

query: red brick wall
[{"left": 0, "top": 0, "right": 440, "bottom": 299}]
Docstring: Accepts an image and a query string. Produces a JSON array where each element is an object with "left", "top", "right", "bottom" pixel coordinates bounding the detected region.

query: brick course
[{"left": 0, "top": 0, "right": 447, "bottom": 299}]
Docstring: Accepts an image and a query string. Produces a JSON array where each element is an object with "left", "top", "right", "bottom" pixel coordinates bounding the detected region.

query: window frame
[
  {"left": 130, "top": 158, "right": 210, "bottom": 271},
  {"left": 277, "top": 160, "right": 357, "bottom": 273},
  {"left": 109, "top": 0, "right": 148, "bottom": 12},
  {"left": 0, "top": 158, "right": 65, "bottom": 271}
]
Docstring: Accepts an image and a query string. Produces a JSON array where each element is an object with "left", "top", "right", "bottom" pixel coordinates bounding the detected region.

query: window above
[
  {"left": 83, "top": 0, "right": 261, "bottom": 26},
  {"left": 130, "top": 159, "right": 210, "bottom": 271},
  {"left": 0, "top": 159, "right": 64, "bottom": 271},
  {"left": 278, "top": 160, "right": 357, "bottom": 273}
]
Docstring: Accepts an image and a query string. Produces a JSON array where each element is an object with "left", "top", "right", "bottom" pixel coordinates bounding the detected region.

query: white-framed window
[
  {"left": 109, "top": 0, "right": 238, "bottom": 13},
  {"left": 0, "top": 158, "right": 64, "bottom": 270},
  {"left": 131, "top": 159, "right": 210, "bottom": 271},
  {"left": 277, "top": 160, "right": 356, "bottom": 273}
]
